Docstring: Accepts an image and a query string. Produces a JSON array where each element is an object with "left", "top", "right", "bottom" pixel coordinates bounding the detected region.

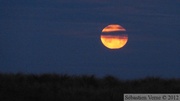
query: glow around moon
[{"left": 100, "top": 24, "right": 128, "bottom": 49}]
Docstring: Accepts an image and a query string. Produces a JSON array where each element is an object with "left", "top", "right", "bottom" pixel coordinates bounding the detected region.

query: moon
[{"left": 100, "top": 24, "right": 128, "bottom": 49}]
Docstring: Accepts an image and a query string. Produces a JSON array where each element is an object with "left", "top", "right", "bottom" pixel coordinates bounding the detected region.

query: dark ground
[{"left": 0, "top": 73, "right": 180, "bottom": 101}]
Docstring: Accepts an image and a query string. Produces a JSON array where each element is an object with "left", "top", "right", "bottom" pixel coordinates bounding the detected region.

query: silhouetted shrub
[{"left": 0, "top": 73, "right": 179, "bottom": 101}]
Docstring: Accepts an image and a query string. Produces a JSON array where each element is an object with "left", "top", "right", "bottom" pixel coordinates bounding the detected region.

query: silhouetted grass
[{"left": 0, "top": 73, "right": 179, "bottom": 101}]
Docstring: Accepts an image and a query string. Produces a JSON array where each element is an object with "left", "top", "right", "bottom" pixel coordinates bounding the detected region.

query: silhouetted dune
[{"left": 0, "top": 73, "right": 179, "bottom": 101}]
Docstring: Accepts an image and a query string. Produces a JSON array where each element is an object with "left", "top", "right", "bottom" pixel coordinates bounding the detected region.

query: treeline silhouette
[{"left": 0, "top": 73, "right": 180, "bottom": 101}]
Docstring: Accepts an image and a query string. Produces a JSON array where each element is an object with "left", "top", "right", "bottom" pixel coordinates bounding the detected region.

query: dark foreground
[{"left": 0, "top": 73, "right": 180, "bottom": 101}]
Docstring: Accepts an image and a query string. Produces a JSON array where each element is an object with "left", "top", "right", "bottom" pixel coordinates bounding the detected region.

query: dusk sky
[{"left": 0, "top": 0, "right": 179, "bottom": 79}]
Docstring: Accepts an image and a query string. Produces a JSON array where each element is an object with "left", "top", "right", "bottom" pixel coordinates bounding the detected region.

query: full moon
[{"left": 100, "top": 24, "right": 128, "bottom": 49}]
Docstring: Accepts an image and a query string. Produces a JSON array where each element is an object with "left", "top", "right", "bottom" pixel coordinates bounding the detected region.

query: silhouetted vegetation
[{"left": 0, "top": 73, "right": 180, "bottom": 101}]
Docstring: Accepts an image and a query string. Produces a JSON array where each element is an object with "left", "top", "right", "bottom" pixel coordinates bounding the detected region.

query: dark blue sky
[{"left": 0, "top": 0, "right": 180, "bottom": 79}]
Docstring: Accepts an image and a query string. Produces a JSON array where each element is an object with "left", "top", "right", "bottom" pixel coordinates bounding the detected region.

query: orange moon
[{"left": 100, "top": 24, "right": 128, "bottom": 49}]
